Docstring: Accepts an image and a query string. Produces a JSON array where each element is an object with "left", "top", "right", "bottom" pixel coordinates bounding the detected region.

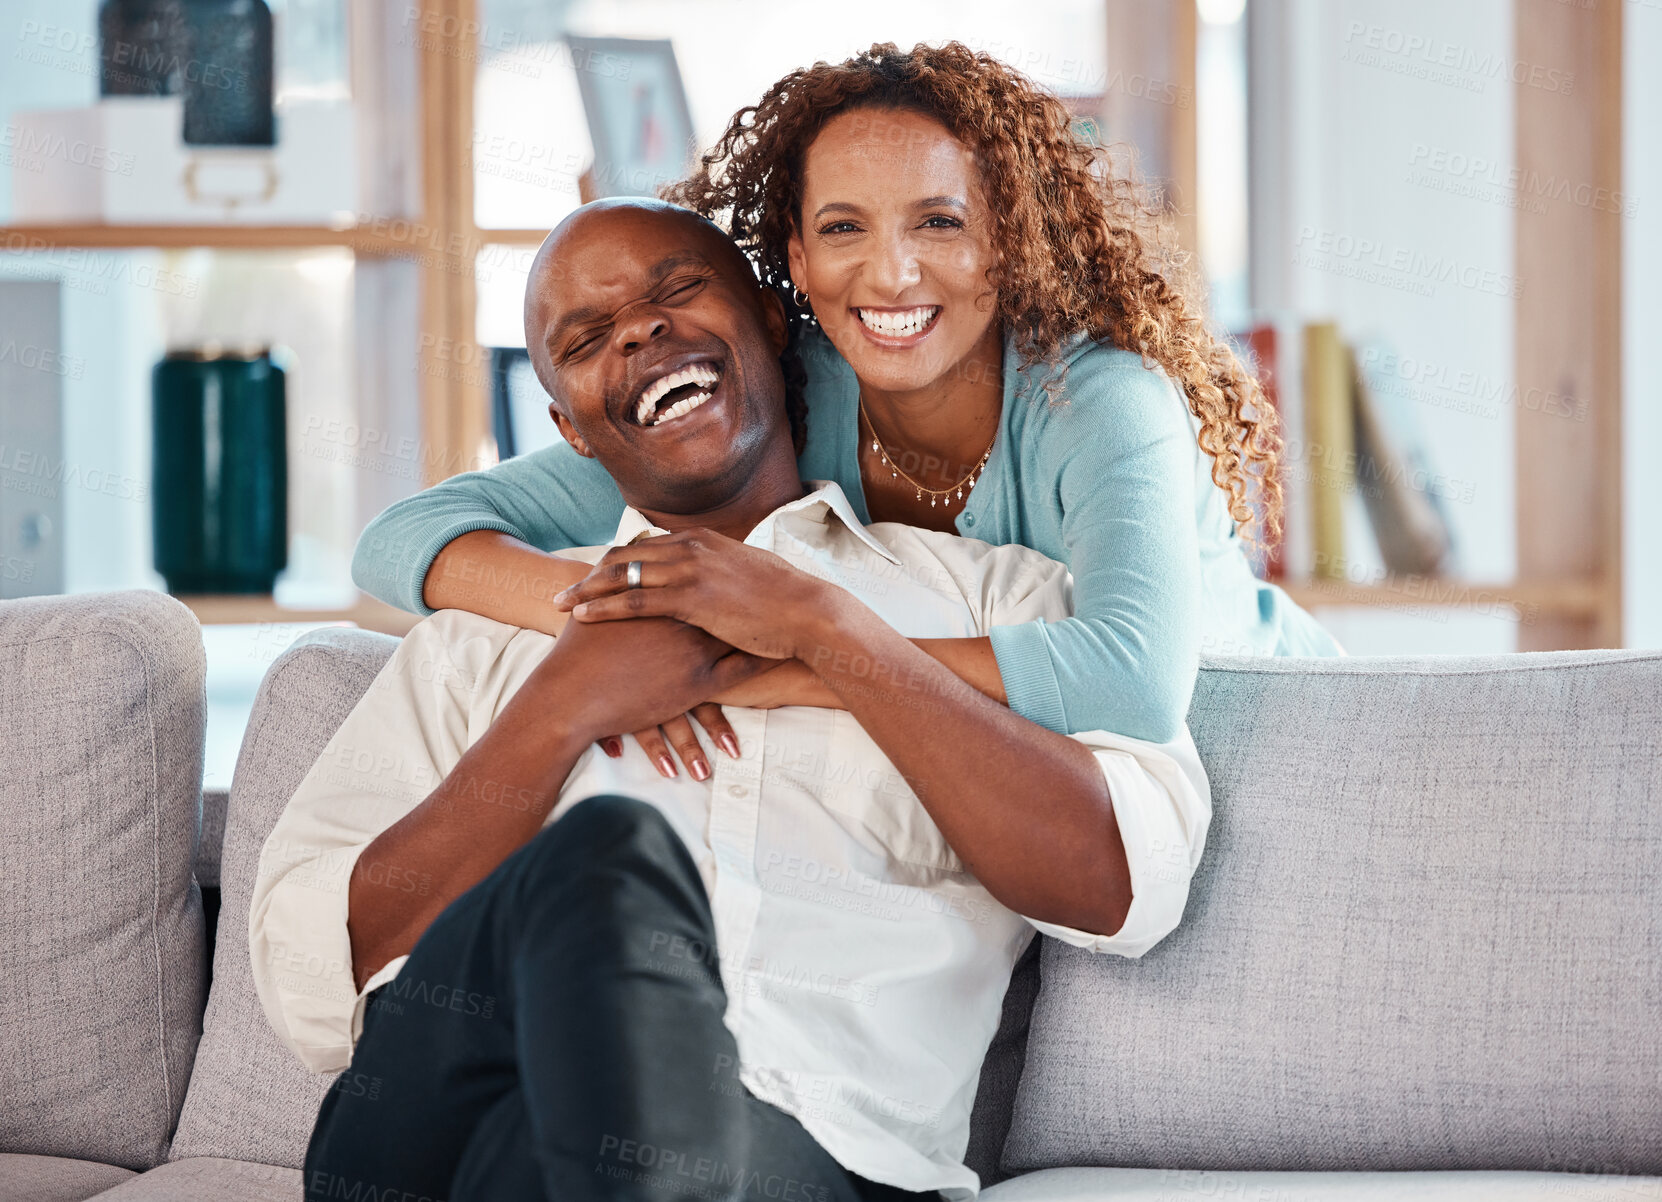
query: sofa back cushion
[
  {"left": 0, "top": 591, "right": 206, "bottom": 1171},
  {"left": 170, "top": 628, "right": 397, "bottom": 1166},
  {"left": 1005, "top": 650, "right": 1662, "bottom": 1176}
]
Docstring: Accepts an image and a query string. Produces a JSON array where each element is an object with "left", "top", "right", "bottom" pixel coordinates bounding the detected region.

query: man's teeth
[
  {"left": 634, "top": 363, "right": 720, "bottom": 426},
  {"left": 645, "top": 389, "right": 713, "bottom": 426},
  {"left": 857, "top": 306, "right": 939, "bottom": 337}
]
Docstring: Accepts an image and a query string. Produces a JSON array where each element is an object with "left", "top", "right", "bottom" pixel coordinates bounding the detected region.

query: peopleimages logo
[
  {"left": 398, "top": 6, "right": 633, "bottom": 78},
  {"left": 0, "top": 446, "right": 147, "bottom": 501},
  {"left": 596, "top": 1134, "right": 833, "bottom": 1202},
  {"left": 1359, "top": 346, "right": 1587, "bottom": 422},
  {"left": 1340, "top": 21, "right": 1574, "bottom": 95},
  {"left": 1293, "top": 225, "right": 1521, "bottom": 299},
  {"left": 1408, "top": 144, "right": 1637, "bottom": 218},
  {"left": 0, "top": 340, "right": 84, "bottom": 378},
  {"left": 15, "top": 21, "right": 249, "bottom": 92},
  {"left": 0, "top": 123, "right": 135, "bottom": 176},
  {"left": 0, "top": 233, "right": 200, "bottom": 298}
]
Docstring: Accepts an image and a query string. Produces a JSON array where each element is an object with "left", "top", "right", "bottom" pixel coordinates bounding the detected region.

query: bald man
[{"left": 257, "top": 200, "right": 1209, "bottom": 1202}]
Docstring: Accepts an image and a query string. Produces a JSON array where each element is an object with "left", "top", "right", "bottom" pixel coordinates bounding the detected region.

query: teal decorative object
[{"left": 152, "top": 347, "right": 287, "bottom": 594}]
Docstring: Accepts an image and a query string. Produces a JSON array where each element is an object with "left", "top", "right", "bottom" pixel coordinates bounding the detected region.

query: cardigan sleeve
[
  {"left": 350, "top": 439, "right": 625, "bottom": 616},
  {"left": 986, "top": 354, "right": 1201, "bottom": 744}
]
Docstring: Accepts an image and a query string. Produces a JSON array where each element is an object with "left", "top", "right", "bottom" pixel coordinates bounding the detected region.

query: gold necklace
[{"left": 858, "top": 396, "right": 995, "bottom": 508}]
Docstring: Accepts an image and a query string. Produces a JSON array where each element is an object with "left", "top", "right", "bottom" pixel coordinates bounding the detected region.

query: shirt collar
[{"left": 608, "top": 480, "right": 903, "bottom": 565}]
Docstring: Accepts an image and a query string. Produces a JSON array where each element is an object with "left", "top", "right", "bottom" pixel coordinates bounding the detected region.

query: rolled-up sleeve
[
  {"left": 1025, "top": 728, "right": 1211, "bottom": 957},
  {"left": 955, "top": 523, "right": 1212, "bottom": 956},
  {"left": 248, "top": 617, "right": 484, "bottom": 1073}
]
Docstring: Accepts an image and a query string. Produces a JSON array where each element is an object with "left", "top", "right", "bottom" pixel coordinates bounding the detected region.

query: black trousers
[{"left": 304, "top": 794, "right": 937, "bottom": 1202}]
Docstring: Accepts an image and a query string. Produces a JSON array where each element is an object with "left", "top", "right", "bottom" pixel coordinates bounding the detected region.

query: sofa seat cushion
[
  {"left": 0, "top": 1153, "right": 136, "bottom": 1202},
  {"left": 1006, "top": 651, "right": 1662, "bottom": 1177},
  {"left": 0, "top": 592, "right": 206, "bottom": 1171},
  {"left": 979, "top": 1167, "right": 1662, "bottom": 1200},
  {"left": 169, "top": 630, "right": 398, "bottom": 1167},
  {"left": 87, "top": 1158, "right": 299, "bottom": 1200}
]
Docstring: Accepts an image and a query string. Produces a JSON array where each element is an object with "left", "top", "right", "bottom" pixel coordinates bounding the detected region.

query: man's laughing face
[{"left": 525, "top": 200, "right": 791, "bottom": 515}]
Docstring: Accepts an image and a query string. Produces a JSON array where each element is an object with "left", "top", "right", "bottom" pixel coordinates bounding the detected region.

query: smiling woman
[
  {"left": 788, "top": 111, "right": 1000, "bottom": 403},
  {"left": 780, "top": 106, "right": 1005, "bottom": 519}
]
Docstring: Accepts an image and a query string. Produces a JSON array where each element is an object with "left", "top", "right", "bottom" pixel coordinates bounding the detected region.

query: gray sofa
[{"left": 2, "top": 590, "right": 1658, "bottom": 1201}]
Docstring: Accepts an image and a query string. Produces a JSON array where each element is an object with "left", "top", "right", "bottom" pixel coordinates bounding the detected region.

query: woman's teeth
[
  {"left": 635, "top": 363, "right": 720, "bottom": 427},
  {"left": 856, "top": 306, "right": 940, "bottom": 338}
]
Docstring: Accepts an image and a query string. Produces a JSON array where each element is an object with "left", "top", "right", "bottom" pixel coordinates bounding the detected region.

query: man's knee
[
  {"left": 496, "top": 795, "right": 712, "bottom": 970},
  {"left": 511, "top": 794, "right": 692, "bottom": 891}
]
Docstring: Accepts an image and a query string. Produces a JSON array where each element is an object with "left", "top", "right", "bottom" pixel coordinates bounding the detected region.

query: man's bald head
[{"left": 524, "top": 199, "right": 762, "bottom": 376}]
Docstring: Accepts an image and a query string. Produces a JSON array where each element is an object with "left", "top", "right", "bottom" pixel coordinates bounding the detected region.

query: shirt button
[
  {"left": 963, "top": 514, "right": 975, "bottom": 527},
  {"left": 727, "top": 783, "right": 749, "bottom": 798}
]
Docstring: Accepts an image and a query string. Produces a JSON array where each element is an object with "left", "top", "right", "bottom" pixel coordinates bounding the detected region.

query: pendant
[
  {"left": 931, "top": 496, "right": 937, "bottom": 507},
  {"left": 871, "top": 439, "right": 880, "bottom": 453},
  {"left": 915, "top": 487, "right": 922, "bottom": 501},
  {"left": 891, "top": 470, "right": 897, "bottom": 478},
  {"left": 956, "top": 488, "right": 963, "bottom": 500}
]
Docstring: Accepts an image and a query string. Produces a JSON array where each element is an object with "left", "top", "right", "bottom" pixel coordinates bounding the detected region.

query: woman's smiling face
[{"left": 787, "top": 107, "right": 1001, "bottom": 396}]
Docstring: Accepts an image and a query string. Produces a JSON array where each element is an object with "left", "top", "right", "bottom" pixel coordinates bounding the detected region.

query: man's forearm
[
  {"left": 346, "top": 697, "right": 587, "bottom": 989},
  {"left": 424, "top": 530, "right": 592, "bottom": 635},
  {"left": 800, "top": 598, "right": 1132, "bottom": 936},
  {"left": 710, "top": 640, "right": 1004, "bottom": 711}
]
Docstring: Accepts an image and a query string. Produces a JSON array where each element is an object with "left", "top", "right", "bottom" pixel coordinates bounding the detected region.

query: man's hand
[
  {"left": 525, "top": 611, "right": 769, "bottom": 748},
  {"left": 551, "top": 528, "right": 846, "bottom": 661}
]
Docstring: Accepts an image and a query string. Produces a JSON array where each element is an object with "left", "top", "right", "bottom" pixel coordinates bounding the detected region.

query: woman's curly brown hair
[{"left": 665, "top": 40, "right": 1281, "bottom": 543}]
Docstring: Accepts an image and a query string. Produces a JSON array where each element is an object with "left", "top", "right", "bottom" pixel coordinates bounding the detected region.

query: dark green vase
[{"left": 152, "top": 347, "right": 287, "bottom": 594}]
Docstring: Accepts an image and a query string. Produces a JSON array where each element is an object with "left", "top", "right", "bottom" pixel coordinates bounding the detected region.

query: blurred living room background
[{"left": 1, "top": 0, "right": 1656, "bottom": 784}]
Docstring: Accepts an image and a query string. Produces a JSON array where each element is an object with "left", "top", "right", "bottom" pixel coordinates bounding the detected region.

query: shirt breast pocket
[{"left": 818, "top": 711, "right": 967, "bottom": 881}]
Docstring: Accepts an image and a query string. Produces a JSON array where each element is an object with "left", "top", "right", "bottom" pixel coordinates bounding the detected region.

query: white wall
[
  {"left": 1624, "top": 0, "right": 1661, "bottom": 648},
  {"left": 1251, "top": 0, "right": 1520, "bottom": 654},
  {"left": 1, "top": 2, "right": 159, "bottom": 593}
]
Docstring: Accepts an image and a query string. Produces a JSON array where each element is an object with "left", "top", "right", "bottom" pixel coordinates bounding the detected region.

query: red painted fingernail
[
  {"left": 719, "top": 733, "right": 740, "bottom": 759},
  {"left": 658, "top": 755, "right": 677, "bottom": 778},
  {"left": 602, "top": 738, "right": 622, "bottom": 757},
  {"left": 690, "top": 759, "right": 710, "bottom": 781}
]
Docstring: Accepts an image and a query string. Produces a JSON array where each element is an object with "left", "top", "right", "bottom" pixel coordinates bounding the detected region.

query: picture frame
[{"left": 564, "top": 35, "right": 696, "bottom": 200}]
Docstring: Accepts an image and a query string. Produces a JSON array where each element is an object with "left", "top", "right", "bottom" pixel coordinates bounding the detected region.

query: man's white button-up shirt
[{"left": 250, "top": 480, "right": 1211, "bottom": 1198}]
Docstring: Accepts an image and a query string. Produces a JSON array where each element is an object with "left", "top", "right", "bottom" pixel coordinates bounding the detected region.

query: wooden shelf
[
  {"left": 0, "top": 223, "right": 420, "bottom": 257},
  {"left": 1280, "top": 577, "right": 1605, "bottom": 618},
  {"left": 476, "top": 228, "right": 549, "bottom": 246},
  {"left": 176, "top": 593, "right": 419, "bottom": 636}
]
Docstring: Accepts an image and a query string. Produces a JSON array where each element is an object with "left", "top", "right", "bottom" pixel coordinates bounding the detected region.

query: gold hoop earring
[{"left": 790, "top": 286, "right": 810, "bottom": 309}]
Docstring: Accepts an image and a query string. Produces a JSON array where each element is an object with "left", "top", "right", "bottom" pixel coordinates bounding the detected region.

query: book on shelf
[
  {"left": 1349, "top": 343, "right": 1454, "bottom": 578},
  {"left": 1239, "top": 324, "right": 1286, "bottom": 581},
  {"left": 1261, "top": 320, "right": 1455, "bottom": 588},
  {"left": 1302, "top": 322, "right": 1352, "bottom": 580}
]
